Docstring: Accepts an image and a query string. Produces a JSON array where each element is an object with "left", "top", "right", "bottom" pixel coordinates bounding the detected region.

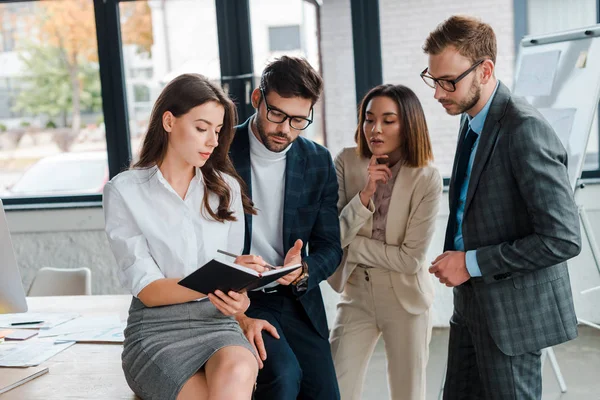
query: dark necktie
[{"left": 449, "top": 128, "right": 478, "bottom": 238}]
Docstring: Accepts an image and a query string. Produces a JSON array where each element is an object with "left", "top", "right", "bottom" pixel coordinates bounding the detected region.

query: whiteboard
[{"left": 513, "top": 24, "right": 600, "bottom": 192}]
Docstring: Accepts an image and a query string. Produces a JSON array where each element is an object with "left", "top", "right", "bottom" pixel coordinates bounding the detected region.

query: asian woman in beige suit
[{"left": 328, "top": 84, "right": 442, "bottom": 400}]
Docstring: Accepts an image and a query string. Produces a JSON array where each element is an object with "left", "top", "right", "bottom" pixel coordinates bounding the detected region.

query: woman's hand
[
  {"left": 208, "top": 290, "right": 251, "bottom": 316},
  {"left": 235, "top": 254, "right": 267, "bottom": 273},
  {"left": 360, "top": 155, "right": 392, "bottom": 207}
]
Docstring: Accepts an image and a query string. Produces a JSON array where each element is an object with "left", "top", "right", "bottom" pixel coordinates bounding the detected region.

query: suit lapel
[
  {"left": 464, "top": 82, "right": 510, "bottom": 213},
  {"left": 354, "top": 156, "right": 373, "bottom": 238},
  {"left": 230, "top": 118, "right": 253, "bottom": 253},
  {"left": 385, "top": 166, "right": 412, "bottom": 244},
  {"left": 282, "top": 142, "right": 306, "bottom": 250}
]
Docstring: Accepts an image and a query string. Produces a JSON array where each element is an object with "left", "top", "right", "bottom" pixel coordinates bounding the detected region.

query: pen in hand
[{"left": 217, "top": 249, "right": 276, "bottom": 270}]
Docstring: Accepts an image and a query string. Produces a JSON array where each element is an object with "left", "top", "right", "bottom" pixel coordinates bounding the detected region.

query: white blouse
[{"left": 103, "top": 166, "right": 245, "bottom": 297}]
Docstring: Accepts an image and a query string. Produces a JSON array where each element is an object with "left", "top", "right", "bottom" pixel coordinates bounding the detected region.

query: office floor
[{"left": 361, "top": 326, "right": 600, "bottom": 400}]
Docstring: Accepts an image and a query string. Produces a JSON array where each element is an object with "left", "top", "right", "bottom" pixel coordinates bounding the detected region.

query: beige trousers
[{"left": 330, "top": 266, "right": 432, "bottom": 400}]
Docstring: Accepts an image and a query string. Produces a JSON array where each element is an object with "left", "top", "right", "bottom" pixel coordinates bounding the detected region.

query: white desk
[{"left": 1, "top": 295, "right": 135, "bottom": 399}]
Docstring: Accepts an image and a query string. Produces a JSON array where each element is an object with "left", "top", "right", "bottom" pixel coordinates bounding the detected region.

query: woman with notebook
[{"left": 103, "top": 74, "right": 265, "bottom": 400}]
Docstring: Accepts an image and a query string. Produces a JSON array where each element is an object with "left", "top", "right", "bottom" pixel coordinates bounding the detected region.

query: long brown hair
[
  {"left": 134, "top": 73, "right": 255, "bottom": 222},
  {"left": 355, "top": 84, "right": 433, "bottom": 168}
]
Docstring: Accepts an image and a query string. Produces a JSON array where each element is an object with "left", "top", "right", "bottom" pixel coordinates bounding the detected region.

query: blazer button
[{"left": 365, "top": 276, "right": 370, "bottom": 282}]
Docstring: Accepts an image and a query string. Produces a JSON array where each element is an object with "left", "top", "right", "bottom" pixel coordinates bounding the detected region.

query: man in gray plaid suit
[{"left": 422, "top": 16, "right": 582, "bottom": 399}]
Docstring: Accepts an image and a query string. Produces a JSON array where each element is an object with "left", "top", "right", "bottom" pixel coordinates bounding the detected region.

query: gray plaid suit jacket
[
  {"left": 229, "top": 118, "right": 343, "bottom": 339},
  {"left": 444, "top": 82, "right": 582, "bottom": 356}
]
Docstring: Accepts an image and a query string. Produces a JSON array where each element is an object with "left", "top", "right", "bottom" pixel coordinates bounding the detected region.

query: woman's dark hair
[
  {"left": 355, "top": 84, "right": 434, "bottom": 168},
  {"left": 134, "top": 73, "right": 255, "bottom": 222}
]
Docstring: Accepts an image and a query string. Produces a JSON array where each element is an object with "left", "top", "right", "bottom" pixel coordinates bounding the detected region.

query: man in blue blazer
[{"left": 230, "top": 56, "right": 342, "bottom": 399}]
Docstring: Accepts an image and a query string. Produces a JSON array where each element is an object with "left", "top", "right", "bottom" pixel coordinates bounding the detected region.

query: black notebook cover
[{"left": 177, "top": 259, "right": 301, "bottom": 295}]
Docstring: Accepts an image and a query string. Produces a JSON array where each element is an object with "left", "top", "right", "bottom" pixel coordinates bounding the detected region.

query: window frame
[{"left": 350, "top": 0, "right": 383, "bottom": 106}]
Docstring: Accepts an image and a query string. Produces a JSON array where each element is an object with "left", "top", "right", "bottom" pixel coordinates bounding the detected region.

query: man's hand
[
  {"left": 236, "top": 315, "right": 280, "bottom": 369},
  {"left": 428, "top": 251, "right": 471, "bottom": 287},
  {"left": 277, "top": 239, "right": 303, "bottom": 285},
  {"left": 234, "top": 254, "right": 267, "bottom": 273}
]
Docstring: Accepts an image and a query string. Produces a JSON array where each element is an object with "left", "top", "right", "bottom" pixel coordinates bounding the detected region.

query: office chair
[{"left": 28, "top": 267, "right": 92, "bottom": 297}]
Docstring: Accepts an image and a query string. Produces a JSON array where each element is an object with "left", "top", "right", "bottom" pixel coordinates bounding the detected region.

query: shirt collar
[
  {"left": 467, "top": 80, "right": 500, "bottom": 135},
  {"left": 152, "top": 164, "right": 203, "bottom": 193},
  {"left": 389, "top": 160, "right": 402, "bottom": 176}
]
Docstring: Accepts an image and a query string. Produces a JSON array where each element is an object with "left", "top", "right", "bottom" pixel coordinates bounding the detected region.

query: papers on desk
[
  {"left": 0, "top": 339, "right": 75, "bottom": 367},
  {"left": 0, "top": 314, "right": 125, "bottom": 367},
  {"left": 38, "top": 315, "right": 125, "bottom": 343},
  {"left": 54, "top": 323, "right": 125, "bottom": 344},
  {"left": 38, "top": 315, "right": 120, "bottom": 338},
  {"left": 0, "top": 312, "right": 79, "bottom": 330}
]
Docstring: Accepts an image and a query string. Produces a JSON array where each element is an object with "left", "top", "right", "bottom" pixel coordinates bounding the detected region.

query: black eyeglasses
[
  {"left": 260, "top": 88, "right": 313, "bottom": 130},
  {"left": 420, "top": 59, "right": 485, "bottom": 92}
]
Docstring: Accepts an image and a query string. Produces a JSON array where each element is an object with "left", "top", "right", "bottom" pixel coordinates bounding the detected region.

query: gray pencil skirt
[{"left": 121, "top": 297, "right": 255, "bottom": 400}]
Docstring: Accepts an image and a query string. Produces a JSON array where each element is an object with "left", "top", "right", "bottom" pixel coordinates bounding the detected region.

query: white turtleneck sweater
[{"left": 248, "top": 117, "right": 293, "bottom": 268}]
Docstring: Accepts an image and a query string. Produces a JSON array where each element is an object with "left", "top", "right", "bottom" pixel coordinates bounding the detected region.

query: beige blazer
[{"left": 328, "top": 147, "right": 442, "bottom": 315}]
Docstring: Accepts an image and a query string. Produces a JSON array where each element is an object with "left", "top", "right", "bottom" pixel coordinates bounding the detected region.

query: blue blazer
[{"left": 229, "top": 118, "right": 342, "bottom": 338}]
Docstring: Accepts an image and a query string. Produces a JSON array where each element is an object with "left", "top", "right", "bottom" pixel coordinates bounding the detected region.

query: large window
[
  {"left": 0, "top": 0, "right": 108, "bottom": 199},
  {"left": 119, "top": 0, "right": 221, "bottom": 161},
  {"left": 9, "top": 0, "right": 596, "bottom": 207},
  {"left": 0, "top": 0, "right": 358, "bottom": 206},
  {"left": 250, "top": 0, "right": 326, "bottom": 145}
]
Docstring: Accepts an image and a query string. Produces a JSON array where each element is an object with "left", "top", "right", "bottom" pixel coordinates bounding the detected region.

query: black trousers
[{"left": 247, "top": 289, "right": 340, "bottom": 400}]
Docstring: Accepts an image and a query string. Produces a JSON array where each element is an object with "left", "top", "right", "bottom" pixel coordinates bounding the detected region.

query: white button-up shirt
[{"left": 103, "top": 166, "right": 245, "bottom": 297}]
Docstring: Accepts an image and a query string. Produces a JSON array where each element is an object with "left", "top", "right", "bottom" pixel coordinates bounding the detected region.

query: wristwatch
[{"left": 292, "top": 260, "right": 309, "bottom": 291}]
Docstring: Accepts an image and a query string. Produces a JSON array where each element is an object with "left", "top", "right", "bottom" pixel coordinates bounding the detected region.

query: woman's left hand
[{"left": 208, "top": 290, "right": 251, "bottom": 316}]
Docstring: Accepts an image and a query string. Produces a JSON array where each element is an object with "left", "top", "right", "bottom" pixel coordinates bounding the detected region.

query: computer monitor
[{"left": 0, "top": 199, "right": 27, "bottom": 314}]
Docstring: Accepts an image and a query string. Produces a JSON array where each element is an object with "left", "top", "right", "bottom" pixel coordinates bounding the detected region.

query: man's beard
[
  {"left": 255, "top": 115, "right": 293, "bottom": 152},
  {"left": 442, "top": 77, "right": 481, "bottom": 116}
]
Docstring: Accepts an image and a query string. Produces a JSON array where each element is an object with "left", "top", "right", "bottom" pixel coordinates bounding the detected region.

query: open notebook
[{"left": 178, "top": 259, "right": 302, "bottom": 295}]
